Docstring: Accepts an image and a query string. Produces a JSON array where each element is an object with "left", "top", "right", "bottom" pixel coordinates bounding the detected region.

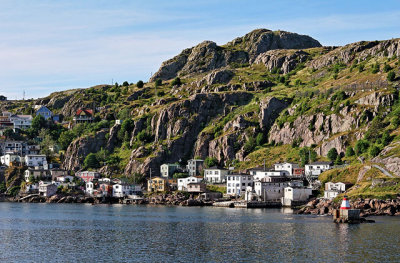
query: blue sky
[{"left": 0, "top": 0, "right": 399, "bottom": 99}]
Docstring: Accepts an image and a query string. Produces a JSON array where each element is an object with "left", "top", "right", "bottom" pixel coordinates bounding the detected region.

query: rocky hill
[{"left": 3, "top": 28, "right": 400, "bottom": 197}]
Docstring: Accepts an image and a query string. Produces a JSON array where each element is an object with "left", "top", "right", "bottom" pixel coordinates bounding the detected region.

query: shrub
[
  {"left": 243, "top": 137, "right": 256, "bottom": 154},
  {"left": 122, "top": 81, "right": 129, "bottom": 87},
  {"left": 155, "top": 79, "right": 162, "bottom": 86},
  {"left": 334, "top": 154, "right": 343, "bottom": 165},
  {"left": 358, "top": 64, "right": 365, "bottom": 72},
  {"left": 137, "top": 130, "right": 152, "bottom": 143},
  {"left": 204, "top": 157, "right": 218, "bottom": 168},
  {"left": 256, "top": 132, "right": 265, "bottom": 146},
  {"left": 368, "top": 145, "right": 381, "bottom": 157},
  {"left": 8, "top": 186, "right": 20, "bottom": 197},
  {"left": 157, "top": 91, "right": 165, "bottom": 97},
  {"left": 345, "top": 147, "right": 355, "bottom": 157},
  {"left": 355, "top": 140, "right": 370, "bottom": 155},
  {"left": 371, "top": 62, "right": 380, "bottom": 73},
  {"left": 171, "top": 77, "right": 182, "bottom": 86},
  {"left": 383, "top": 63, "right": 392, "bottom": 73},
  {"left": 84, "top": 153, "right": 100, "bottom": 169},
  {"left": 137, "top": 80, "right": 144, "bottom": 88},
  {"left": 387, "top": 71, "right": 396, "bottom": 81},
  {"left": 392, "top": 116, "right": 400, "bottom": 127},
  {"left": 327, "top": 148, "right": 338, "bottom": 162}
]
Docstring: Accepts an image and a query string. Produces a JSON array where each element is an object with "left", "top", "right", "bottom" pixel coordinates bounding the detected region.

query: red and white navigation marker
[{"left": 340, "top": 195, "right": 351, "bottom": 210}]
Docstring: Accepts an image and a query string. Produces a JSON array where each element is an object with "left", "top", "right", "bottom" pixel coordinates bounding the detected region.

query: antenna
[{"left": 23, "top": 90, "right": 25, "bottom": 101}]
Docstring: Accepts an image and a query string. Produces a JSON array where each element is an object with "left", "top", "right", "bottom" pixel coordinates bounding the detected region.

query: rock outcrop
[
  {"left": 259, "top": 97, "right": 289, "bottom": 131},
  {"left": 297, "top": 198, "right": 400, "bottom": 217},
  {"left": 150, "top": 29, "right": 321, "bottom": 81},
  {"left": 372, "top": 142, "right": 400, "bottom": 177},
  {"left": 253, "top": 50, "right": 309, "bottom": 74},
  {"left": 226, "top": 29, "right": 321, "bottom": 63},
  {"left": 309, "top": 38, "right": 400, "bottom": 70},
  {"left": 63, "top": 129, "right": 108, "bottom": 171},
  {"left": 124, "top": 92, "right": 253, "bottom": 176}
]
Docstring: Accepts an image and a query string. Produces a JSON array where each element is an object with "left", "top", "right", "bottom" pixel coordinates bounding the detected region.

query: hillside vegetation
[{"left": 2, "top": 29, "right": 400, "bottom": 198}]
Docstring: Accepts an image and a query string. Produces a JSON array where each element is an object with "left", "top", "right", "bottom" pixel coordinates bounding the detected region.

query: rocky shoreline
[
  {"left": 296, "top": 198, "right": 400, "bottom": 217},
  {"left": 6, "top": 192, "right": 216, "bottom": 206},
  {"left": 5, "top": 194, "right": 400, "bottom": 216}
]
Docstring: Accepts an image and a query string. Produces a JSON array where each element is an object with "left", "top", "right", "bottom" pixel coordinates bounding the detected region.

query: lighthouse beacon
[{"left": 340, "top": 195, "right": 351, "bottom": 210}]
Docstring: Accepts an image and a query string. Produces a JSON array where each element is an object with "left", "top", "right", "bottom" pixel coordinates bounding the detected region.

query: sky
[{"left": 0, "top": 0, "right": 399, "bottom": 99}]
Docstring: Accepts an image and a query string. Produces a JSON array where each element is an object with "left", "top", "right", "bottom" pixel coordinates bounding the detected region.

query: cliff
[{"left": 6, "top": 29, "right": 400, "bottom": 190}]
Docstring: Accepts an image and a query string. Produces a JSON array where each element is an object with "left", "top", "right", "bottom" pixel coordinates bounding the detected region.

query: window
[{"left": 242, "top": 183, "right": 245, "bottom": 186}]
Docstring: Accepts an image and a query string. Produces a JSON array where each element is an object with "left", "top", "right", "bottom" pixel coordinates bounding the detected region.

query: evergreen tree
[{"left": 327, "top": 148, "right": 338, "bottom": 162}]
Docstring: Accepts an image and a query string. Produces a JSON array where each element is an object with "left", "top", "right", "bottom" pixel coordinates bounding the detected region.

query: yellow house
[{"left": 147, "top": 177, "right": 167, "bottom": 192}]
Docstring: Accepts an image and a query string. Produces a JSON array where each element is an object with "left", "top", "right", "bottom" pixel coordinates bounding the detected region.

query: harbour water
[{"left": 0, "top": 203, "right": 399, "bottom": 262}]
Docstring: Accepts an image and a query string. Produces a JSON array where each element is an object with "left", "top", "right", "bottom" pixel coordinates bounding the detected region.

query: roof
[
  {"left": 275, "top": 162, "right": 299, "bottom": 166},
  {"left": 336, "top": 182, "right": 354, "bottom": 185},
  {"left": 36, "top": 106, "right": 51, "bottom": 112},
  {"left": 76, "top": 108, "right": 94, "bottom": 116},
  {"left": 308, "top": 161, "right": 332, "bottom": 165},
  {"left": 205, "top": 166, "right": 228, "bottom": 170}
]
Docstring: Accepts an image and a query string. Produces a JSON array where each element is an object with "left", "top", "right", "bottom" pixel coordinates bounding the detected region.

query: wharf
[{"left": 212, "top": 201, "right": 282, "bottom": 208}]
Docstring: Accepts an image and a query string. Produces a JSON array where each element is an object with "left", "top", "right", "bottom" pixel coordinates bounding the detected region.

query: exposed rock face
[
  {"left": 192, "top": 97, "right": 286, "bottom": 164},
  {"left": 269, "top": 111, "right": 358, "bottom": 155},
  {"left": 309, "top": 39, "right": 400, "bottom": 70},
  {"left": 253, "top": 50, "right": 309, "bottom": 74},
  {"left": 297, "top": 198, "right": 400, "bottom": 217},
  {"left": 226, "top": 29, "right": 321, "bottom": 63},
  {"left": 47, "top": 94, "right": 73, "bottom": 109},
  {"left": 259, "top": 97, "right": 289, "bottom": 131},
  {"left": 372, "top": 142, "right": 400, "bottom": 177},
  {"left": 63, "top": 129, "right": 108, "bottom": 171},
  {"left": 124, "top": 92, "right": 253, "bottom": 176},
  {"left": 106, "top": 124, "right": 121, "bottom": 152},
  {"left": 150, "top": 29, "right": 321, "bottom": 81},
  {"left": 269, "top": 91, "right": 396, "bottom": 156},
  {"left": 150, "top": 41, "right": 247, "bottom": 81},
  {"left": 355, "top": 92, "right": 396, "bottom": 111},
  {"left": 205, "top": 69, "right": 234, "bottom": 85}
]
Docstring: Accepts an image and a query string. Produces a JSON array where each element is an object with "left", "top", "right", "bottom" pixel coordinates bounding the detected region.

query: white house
[
  {"left": 0, "top": 154, "right": 21, "bottom": 166},
  {"left": 25, "top": 168, "right": 50, "bottom": 182},
  {"left": 254, "top": 181, "right": 289, "bottom": 201},
  {"left": 305, "top": 162, "right": 332, "bottom": 176},
  {"left": 283, "top": 186, "right": 313, "bottom": 201},
  {"left": 86, "top": 182, "right": 95, "bottom": 195},
  {"left": 55, "top": 175, "right": 74, "bottom": 183},
  {"left": 24, "top": 154, "right": 47, "bottom": 167},
  {"left": 324, "top": 182, "right": 353, "bottom": 200},
  {"left": 226, "top": 174, "right": 253, "bottom": 196},
  {"left": 204, "top": 166, "right": 228, "bottom": 183},
  {"left": 160, "top": 163, "right": 181, "bottom": 178},
  {"left": 253, "top": 170, "right": 287, "bottom": 181},
  {"left": 186, "top": 159, "right": 204, "bottom": 177},
  {"left": 274, "top": 162, "right": 299, "bottom": 176},
  {"left": 39, "top": 183, "right": 57, "bottom": 197},
  {"left": 178, "top": 176, "right": 203, "bottom": 191},
  {"left": 113, "top": 183, "right": 142, "bottom": 198},
  {"left": 9, "top": 115, "right": 33, "bottom": 130}
]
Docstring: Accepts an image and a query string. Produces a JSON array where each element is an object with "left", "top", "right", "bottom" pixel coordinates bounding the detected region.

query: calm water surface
[{"left": 0, "top": 203, "right": 399, "bottom": 262}]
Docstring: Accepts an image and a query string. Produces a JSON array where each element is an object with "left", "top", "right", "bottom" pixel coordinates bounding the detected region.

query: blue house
[{"left": 36, "top": 106, "right": 53, "bottom": 120}]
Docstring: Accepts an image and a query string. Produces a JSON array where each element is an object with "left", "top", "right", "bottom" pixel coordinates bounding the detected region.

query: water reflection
[{"left": 0, "top": 203, "right": 398, "bottom": 262}]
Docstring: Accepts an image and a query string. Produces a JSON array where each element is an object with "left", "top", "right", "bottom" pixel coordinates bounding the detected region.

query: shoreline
[{"left": 2, "top": 193, "right": 400, "bottom": 217}]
